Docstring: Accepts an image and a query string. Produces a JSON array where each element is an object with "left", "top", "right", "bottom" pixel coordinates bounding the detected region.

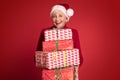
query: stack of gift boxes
[{"left": 35, "top": 28, "right": 80, "bottom": 80}]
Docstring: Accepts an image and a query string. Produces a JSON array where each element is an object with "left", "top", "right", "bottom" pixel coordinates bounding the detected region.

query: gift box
[
  {"left": 42, "top": 66, "right": 74, "bottom": 80},
  {"left": 42, "top": 40, "right": 73, "bottom": 51},
  {"left": 35, "top": 49, "right": 80, "bottom": 69},
  {"left": 44, "top": 29, "right": 72, "bottom": 41}
]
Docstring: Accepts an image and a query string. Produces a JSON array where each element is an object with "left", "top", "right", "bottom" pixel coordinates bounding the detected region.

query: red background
[{"left": 0, "top": 0, "right": 120, "bottom": 80}]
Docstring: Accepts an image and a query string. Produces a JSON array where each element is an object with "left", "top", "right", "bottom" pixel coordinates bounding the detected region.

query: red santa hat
[{"left": 50, "top": 4, "right": 74, "bottom": 21}]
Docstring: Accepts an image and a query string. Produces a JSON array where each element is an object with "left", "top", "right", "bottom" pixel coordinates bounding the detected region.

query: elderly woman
[{"left": 36, "top": 4, "right": 83, "bottom": 80}]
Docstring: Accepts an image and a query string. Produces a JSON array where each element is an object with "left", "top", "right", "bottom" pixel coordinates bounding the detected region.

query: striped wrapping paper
[
  {"left": 35, "top": 49, "right": 80, "bottom": 69},
  {"left": 44, "top": 29, "right": 72, "bottom": 41}
]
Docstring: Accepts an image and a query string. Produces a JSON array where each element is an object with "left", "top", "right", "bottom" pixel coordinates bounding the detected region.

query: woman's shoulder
[
  {"left": 40, "top": 26, "right": 54, "bottom": 32},
  {"left": 65, "top": 27, "right": 78, "bottom": 32}
]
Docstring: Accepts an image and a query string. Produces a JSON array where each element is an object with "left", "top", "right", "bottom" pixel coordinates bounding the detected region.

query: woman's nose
[{"left": 56, "top": 16, "right": 60, "bottom": 20}]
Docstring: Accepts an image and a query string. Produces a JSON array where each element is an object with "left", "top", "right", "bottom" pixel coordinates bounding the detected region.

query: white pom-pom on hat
[{"left": 67, "top": 8, "right": 74, "bottom": 17}]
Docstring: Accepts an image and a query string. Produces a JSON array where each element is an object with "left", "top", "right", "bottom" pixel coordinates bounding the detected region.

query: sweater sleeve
[
  {"left": 36, "top": 30, "right": 45, "bottom": 51},
  {"left": 72, "top": 28, "right": 83, "bottom": 66},
  {"left": 36, "top": 26, "right": 54, "bottom": 51}
]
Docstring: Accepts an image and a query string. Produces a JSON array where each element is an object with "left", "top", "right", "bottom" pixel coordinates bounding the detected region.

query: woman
[{"left": 36, "top": 4, "right": 83, "bottom": 80}]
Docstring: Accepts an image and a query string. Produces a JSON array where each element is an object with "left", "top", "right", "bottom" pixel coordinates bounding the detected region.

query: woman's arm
[{"left": 72, "top": 28, "right": 83, "bottom": 66}]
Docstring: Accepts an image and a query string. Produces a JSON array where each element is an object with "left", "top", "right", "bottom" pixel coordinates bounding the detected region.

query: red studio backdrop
[{"left": 0, "top": 0, "right": 120, "bottom": 80}]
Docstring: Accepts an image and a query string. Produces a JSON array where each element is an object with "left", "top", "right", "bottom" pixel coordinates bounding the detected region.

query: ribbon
[
  {"left": 53, "top": 51, "right": 57, "bottom": 60},
  {"left": 63, "top": 51, "right": 67, "bottom": 67},
  {"left": 54, "top": 69, "right": 62, "bottom": 80},
  {"left": 40, "top": 52, "right": 44, "bottom": 68},
  {"left": 54, "top": 29, "right": 62, "bottom": 80},
  {"left": 56, "top": 39, "right": 58, "bottom": 51},
  {"left": 40, "top": 52, "right": 46, "bottom": 68},
  {"left": 53, "top": 38, "right": 58, "bottom": 60}
]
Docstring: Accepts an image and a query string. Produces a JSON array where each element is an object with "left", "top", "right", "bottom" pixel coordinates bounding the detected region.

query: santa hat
[{"left": 50, "top": 4, "right": 74, "bottom": 21}]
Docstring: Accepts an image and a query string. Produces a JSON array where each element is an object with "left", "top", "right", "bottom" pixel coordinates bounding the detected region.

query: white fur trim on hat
[{"left": 50, "top": 5, "right": 74, "bottom": 21}]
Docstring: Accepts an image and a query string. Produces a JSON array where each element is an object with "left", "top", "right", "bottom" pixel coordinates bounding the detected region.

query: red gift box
[
  {"left": 42, "top": 40, "right": 73, "bottom": 51},
  {"left": 42, "top": 67, "right": 74, "bottom": 80},
  {"left": 44, "top": 29, "right": 72, "bottom": 41},
  {"left": 35, "top": 49, "right": 80, "bottom": 69}
]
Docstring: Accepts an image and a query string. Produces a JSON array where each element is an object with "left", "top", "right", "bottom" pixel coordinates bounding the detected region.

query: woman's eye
[
  {"left": 52, "top": 15, "right": 56, "bottom": 18},
  {"left": 59, "top": 15, "right": 62, "bottom": 17}
]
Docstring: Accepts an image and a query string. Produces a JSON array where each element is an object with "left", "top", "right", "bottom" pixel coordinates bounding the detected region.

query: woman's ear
[{"left": 66, "top": 17, "right": 69, "bottom": 22}]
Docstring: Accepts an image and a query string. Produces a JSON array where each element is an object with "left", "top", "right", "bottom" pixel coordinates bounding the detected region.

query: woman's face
[{"left": 51, "top": 10, "right": 67, "bottom": 29}]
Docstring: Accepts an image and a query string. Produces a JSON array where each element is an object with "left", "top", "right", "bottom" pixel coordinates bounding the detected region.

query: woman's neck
[{"left": 53, "top": 25, "right": 67, "bottom": 29}]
